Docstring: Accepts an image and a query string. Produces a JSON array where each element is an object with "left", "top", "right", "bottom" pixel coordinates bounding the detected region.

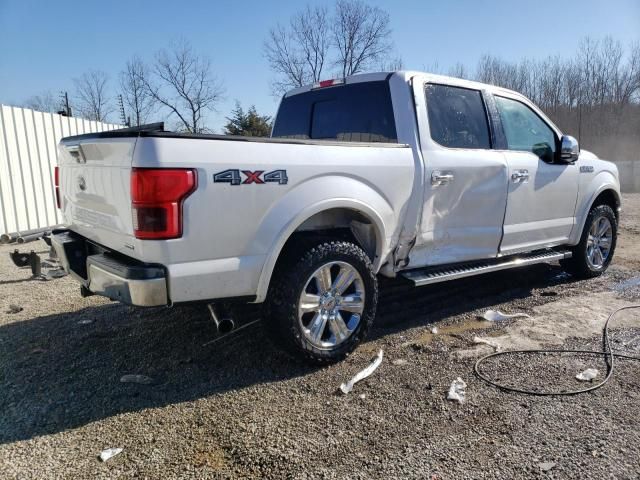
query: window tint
[
  {"left": 495, "top": 96, "right": 557, "bottom": 163},
  {"left": 272, "top": 81, "right": 397, "bottom": 143},
  {"left": 425, "top": 84, "right": 490, "bottom": 149}
]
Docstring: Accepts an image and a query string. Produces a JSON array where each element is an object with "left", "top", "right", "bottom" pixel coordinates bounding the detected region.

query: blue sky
[{"left": 1, "top": 0, "right": 639, "bottom": 131}]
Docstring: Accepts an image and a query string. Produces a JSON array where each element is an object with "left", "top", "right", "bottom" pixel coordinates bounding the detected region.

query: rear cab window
[
  {"left": 425, "top": 84, "right": 491, "bottom": 149},
  {"left": 272, "top": 81, "right": 397, "bottom": 143}
]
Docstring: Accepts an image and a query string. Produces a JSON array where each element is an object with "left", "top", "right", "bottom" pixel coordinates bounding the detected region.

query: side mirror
[{"left": 560, "top": 135, "right": 579, "bottom": 163}]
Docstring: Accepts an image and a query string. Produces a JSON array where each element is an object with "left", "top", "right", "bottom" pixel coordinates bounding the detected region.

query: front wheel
[
  {"left": 562, "top": 204, "right": 617, "bottom": 279},
  {"left": 264, "top": 241, "right": 378, "bottom": 364}
]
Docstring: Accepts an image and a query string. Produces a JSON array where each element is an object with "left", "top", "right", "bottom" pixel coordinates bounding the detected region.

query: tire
[
  {"left": 263, "top": 241, "right": 378, "bottom": 364},
  {"left": 561, "top": 204, "right": 617, "bottom": 279}
]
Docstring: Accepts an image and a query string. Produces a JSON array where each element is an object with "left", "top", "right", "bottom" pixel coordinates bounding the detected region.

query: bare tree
[
  {"left": 448, "top": 62, "right": 468, "bottom": 79},
  {"left": 333, "top": 0, "right": 392, "bottom": 77},
  {"left": 23, "top": 90, "right": 59, "bottom": 113},
  {"left": 264, "top": 5, "right": 330, "bottom": 94},
  {"left": 143, "top": 40, "right": 224, "bottom": 133},
  {"left": 119, "top": 56, "right": 155, "bottom": 126},
  {"left": 73, "top": 70, "right": 113, "bottom": 122}
]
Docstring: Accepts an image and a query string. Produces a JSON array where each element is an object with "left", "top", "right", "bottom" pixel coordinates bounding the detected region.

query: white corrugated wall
[{"left": 0, "top": 105, "right": 122, "bottom": 235}]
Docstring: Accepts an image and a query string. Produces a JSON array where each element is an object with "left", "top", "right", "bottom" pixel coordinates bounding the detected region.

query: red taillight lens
[
  {"left": 54, "top": 166, "right": 61, "bottom": 209},
  {"left": 131, "top": 168, "right": 197, "bottom": 239}
]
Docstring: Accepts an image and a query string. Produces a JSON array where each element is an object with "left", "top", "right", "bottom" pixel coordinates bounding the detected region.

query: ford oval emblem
[{"left": 78, "top": 175, "right": 86, "bottom": 191}]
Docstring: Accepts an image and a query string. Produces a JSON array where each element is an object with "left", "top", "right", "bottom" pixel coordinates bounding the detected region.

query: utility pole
[
  {"left": 57, "top": 91, "right": 72, "bottom": 117},
  {"left": 117, "top": 95, "right": 130, "bottom": 127}
]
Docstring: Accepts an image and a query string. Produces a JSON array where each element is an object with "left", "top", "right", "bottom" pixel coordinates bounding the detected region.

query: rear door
[
  {"left": 493, "top": 94, "right": 579, "bottom": 254},
  {"left": 408, "top": 81, "right": 509, "bottom": 267}
]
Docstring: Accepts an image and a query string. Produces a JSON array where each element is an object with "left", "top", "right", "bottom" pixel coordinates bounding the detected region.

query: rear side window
[
  {"left": 425, "top": 84, "right": 491, "bottom": 149},
  {"left": 272, "top": 81, "right": 397, "bottom": 143}
]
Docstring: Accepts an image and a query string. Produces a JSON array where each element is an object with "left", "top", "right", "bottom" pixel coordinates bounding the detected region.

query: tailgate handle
[{"left": 67, "top": 145, "right": 85, "bottom": 164}]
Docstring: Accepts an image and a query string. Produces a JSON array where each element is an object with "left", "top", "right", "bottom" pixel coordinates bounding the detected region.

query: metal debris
[
  {"left": 340, "top": 350, "right": 383, "bottom": 394},
  {"left": 447, "top": 377, "right": 467, "bottom": 403}
]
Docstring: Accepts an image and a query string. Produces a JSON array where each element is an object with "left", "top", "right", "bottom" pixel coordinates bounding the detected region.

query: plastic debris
[
  {"left": 7, "top": 304, "right": 23, "bottom": 314},
  {"left": 120, "top": 374, "right": 154, "bottom": 385},
  {"left": 391, "top": 358, "right": 408, "bottom": 366},
  {"left": 430, "top": 326, "right": 439, "bottom": 334},
  {"left": 481, "top": 309, "right": 530, "bottom": 322},
  {"left": 99, "top": 447, "right": 123, "bottom": 462},
  {"left": 78, "top": 319, "right": 93, "bottom": 325},
  {"left": 538, "top": 462, "right": 556, "bottom": 472},
  {"left": 576, "top": 368, "right": 599, "bottom": 382},
  {"left": 473, "top": 336, "right": 501, "bottom": 351},
  {"left": 359, "top": 393, "right": 366, "bottom": 400},
  {"left": 447, "top": 377, "right": 467, "bottom": 403},
  {"left": 340, "top": 350, "right": 383, "bottom": 394}
]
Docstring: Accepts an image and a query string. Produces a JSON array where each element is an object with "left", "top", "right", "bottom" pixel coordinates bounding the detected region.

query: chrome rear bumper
[{"left": 51, "top": 231, "right": 169, "bottom": 307}]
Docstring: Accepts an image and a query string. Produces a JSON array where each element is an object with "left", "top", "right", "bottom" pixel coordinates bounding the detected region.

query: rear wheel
[
  {"left": 264, "top": 241, "right": 378, "bottom": 364},
  {"left": 562, "top": 204, "right": 617, "bottom": 279}
]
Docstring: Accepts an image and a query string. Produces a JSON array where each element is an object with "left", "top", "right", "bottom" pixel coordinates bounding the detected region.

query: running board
[{"left": 400, "top": 250, "right": 573, "bottom": 286}]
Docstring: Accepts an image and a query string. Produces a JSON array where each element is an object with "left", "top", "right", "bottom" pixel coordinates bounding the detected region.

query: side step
[{"left": 400, "top": 249, "right": 573, "bottom": 286}]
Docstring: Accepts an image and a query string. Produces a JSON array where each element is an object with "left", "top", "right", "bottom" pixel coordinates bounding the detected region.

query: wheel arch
[
  {"left": 570, "top": 178, "right": 621, "bottom": 245},
  {"left": 254, "top": 200, "right": 389, "bottom": 303}
]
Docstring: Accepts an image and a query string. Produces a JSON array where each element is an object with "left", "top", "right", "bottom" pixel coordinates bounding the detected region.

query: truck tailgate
[{"left": 58, "top": 137, "right": 137, "bottom": 257}]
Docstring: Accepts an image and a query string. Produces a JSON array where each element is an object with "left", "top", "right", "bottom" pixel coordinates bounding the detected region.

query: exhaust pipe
[{"left": 207, "top": 303, "right": 235, "bottom": 335}]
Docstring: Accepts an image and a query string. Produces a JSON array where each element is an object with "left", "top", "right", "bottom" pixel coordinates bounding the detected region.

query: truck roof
[{"left": 283, "top": 70, "right": 523, "bottom": 100}]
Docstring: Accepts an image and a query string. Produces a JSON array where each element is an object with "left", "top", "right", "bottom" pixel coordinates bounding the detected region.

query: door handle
[
  {"left": 431, "top": 171, "right": 454, "bottom": 186},
  {"left": 511, "top": 169, "right": 529, "bottom": 183}
]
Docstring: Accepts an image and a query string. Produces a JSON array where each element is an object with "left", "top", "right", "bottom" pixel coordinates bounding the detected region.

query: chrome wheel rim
[
  {"left": 298, "top": 261, "right": 365, "bottom": 350},
  {"left": 586, "top": 216, "right": 613, "bottom": 269}
]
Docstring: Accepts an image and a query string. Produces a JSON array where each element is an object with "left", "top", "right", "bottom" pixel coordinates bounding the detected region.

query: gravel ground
[{"left": 1, "top": 194, "right": 639, "bottom": 479}]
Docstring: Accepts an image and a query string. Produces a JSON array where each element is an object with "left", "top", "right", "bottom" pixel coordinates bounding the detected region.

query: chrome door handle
[
  {"left": 511, "top": 169, "right": 529, "bottom": 182},
  {"left": 431, "top": 171, "right": 454, "bottom": 186}
]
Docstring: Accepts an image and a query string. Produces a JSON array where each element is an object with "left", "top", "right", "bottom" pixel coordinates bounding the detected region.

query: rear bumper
[{"left": 51, "top": 231, "right": 169, "bottom": 307}]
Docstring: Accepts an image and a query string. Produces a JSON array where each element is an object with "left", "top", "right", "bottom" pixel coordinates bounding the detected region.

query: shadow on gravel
[{"left": 0, "top": 263, "right": 577, "bottom": 444}]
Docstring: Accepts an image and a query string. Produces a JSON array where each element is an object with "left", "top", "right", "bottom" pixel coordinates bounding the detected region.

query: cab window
[
  {"left": 425, "top": 84, "right": 491, "bottom": 149},
  {"left": 494, "top": 95, "right": 557, "bottom": 163}
]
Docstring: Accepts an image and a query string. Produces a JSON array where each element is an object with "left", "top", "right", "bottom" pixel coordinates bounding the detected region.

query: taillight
[
  {"left": 131, "top": 168, "right": 197, "bottom": 240},
  {"left": 54, "top": 166, "right": 61, "bottom": 209}
]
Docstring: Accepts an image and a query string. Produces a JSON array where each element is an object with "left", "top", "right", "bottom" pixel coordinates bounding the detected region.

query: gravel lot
[{"left": 1, "top": 195, "right": 639, "bottom": 479}]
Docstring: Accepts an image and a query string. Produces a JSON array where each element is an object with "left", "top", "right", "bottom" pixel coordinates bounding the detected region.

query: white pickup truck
[{"left": 52, "top": 71, "right": 621, "bottom": 363}]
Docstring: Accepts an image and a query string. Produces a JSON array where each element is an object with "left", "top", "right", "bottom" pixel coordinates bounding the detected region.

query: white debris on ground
[
  {"left": 472, "top": 336, "right": 501, "bottom": 351},
  {"left": 447, "top": 377, "right": 467, "bottom": 403},
  {"left": 77, "top": 319, "right": 93, "bottom": 325},
  {"left": 99, "top": 447, "right": 123, "bottom": 462},
  {"left": 576, "top": 368, "right": 599, "bottom": 381},
  {"left": 339, "top": 350, "right": 383, "bottom": 394},
  {"left": 391, "top": 358, "right": 408, "bottom": 366},
  {"left": 481, "top": 310, "right": 530, "bottom": 322},
  {"left": 120, "top": 374, "right": 154, "bottom": 385},
  {"left": 538, "top": 461, "right": 557, "bottom": 472},
  {"left": 430, "top": 326, "right": 439, "bottom": 334}
]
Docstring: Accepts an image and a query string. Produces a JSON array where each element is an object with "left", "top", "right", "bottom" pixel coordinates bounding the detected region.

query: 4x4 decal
[{"left": 213, "top": 169, "right": 288, "bottom": 185}]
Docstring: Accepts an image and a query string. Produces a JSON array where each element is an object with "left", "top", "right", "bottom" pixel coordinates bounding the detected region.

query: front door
[
  {"left": 493, "top": 94, "right": 579, "bottom": 255},
  {"left": 408, "top": 81, "right": 509, "bottom": 268}
]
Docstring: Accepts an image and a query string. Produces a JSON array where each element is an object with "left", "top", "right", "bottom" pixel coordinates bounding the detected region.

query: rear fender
[{"left": 252, "top": 175, "right": 395, "bottom": 302}]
